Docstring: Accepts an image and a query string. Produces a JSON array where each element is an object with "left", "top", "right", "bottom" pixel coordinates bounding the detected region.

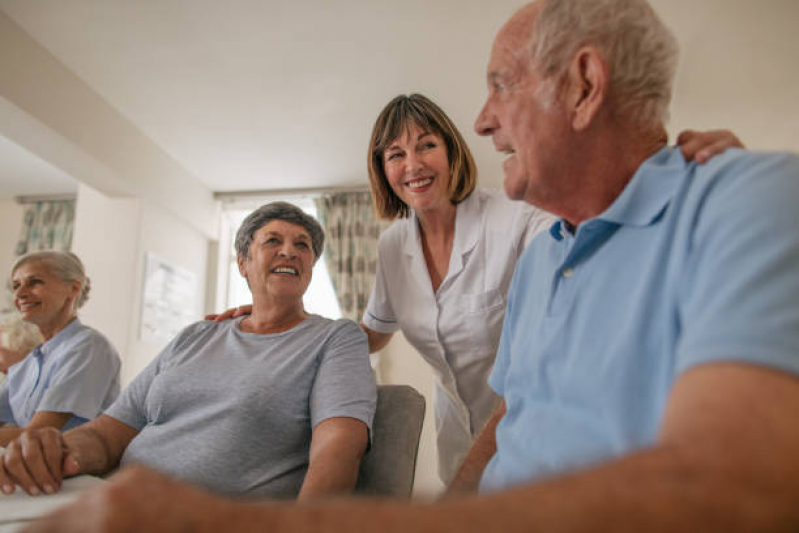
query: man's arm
[
  {"left": 0, "top": 411, "right": 72, "bottom": 446},
  {"left": 297, "top": 417, "right": 369, "bottom": 500},
  {"left": 446, "top": 400, "right": 505, "bottom": 496},
  {"left": 24, "top": 362, "right": 799, "bottom": 532},
  {"left": 1, "top": 414, "right": 138, "bottom": 495}
]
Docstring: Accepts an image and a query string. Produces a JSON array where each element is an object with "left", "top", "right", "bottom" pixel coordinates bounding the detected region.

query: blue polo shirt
[
  {"left": 481, "top": 146, "right": 799, "bottom": 492},
  {"left": 0, "top": 319, "right": 121, "bottom": 430}
]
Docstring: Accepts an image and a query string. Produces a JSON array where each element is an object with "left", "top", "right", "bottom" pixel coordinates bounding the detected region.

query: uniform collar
[
  {"left": 39, "top": 317, "right": 81, "bottom": 357},
  {"left": 403, "top": 191, "right": 481, "bottom": 258}
]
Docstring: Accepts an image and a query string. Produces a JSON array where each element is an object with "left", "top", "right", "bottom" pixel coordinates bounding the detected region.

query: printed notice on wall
[{"left": 139, "top": 252, "right": 197, "bottom": 343}]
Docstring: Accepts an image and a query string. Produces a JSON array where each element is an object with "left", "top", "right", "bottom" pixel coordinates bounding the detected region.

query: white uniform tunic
[{"left": 363, "top": 188, "right": 554, "bottom": 481}]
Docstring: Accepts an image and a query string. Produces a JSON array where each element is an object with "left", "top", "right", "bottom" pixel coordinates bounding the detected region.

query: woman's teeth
[{"left": 408, "top": 178, "right": 433, "bottom": 189}]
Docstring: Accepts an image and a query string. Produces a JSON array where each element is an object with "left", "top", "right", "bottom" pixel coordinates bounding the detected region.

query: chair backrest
[{"left": 355, "top": 384, "right": 426, "bottom": 498}]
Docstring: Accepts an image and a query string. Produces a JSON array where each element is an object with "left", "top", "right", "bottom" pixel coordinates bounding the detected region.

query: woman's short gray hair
[
  {"left": 531, "top": 0, "right": 679, "bottom": 127},
  {"left": 0, "top": 312, "right": 43, "bottom": 354},
  {"left": 11, "top": 251, "right": 92, "bottom": 311},
  {"left": 234, "top": 202, "right": 325, "bottom": 263}
]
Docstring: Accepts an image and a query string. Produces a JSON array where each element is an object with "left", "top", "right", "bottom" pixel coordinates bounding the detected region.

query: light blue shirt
[
  {"left": 481, "top": 147, "right": 799, "bottom": 493},
  {"left": 0, "top": 319, "right": 121, "bottom": 430}
]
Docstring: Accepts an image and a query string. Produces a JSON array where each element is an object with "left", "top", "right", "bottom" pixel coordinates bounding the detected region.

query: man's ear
[{"left": 564, "top": 46, "right": 608, "bottom": 131}]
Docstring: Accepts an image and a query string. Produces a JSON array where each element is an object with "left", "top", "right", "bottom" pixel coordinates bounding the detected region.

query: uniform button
[{"left": 563, "top": 268, "right": 575, "bottom": 278}]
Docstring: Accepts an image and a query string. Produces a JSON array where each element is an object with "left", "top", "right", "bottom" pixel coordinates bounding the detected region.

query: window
[{"left": 218, "top": 197, "right": 342, "bottom": 319}]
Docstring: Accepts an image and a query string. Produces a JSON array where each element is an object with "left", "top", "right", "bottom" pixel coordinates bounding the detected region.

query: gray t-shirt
[{"left": 105, "top": 315, "right": 376, "bottom": 499}]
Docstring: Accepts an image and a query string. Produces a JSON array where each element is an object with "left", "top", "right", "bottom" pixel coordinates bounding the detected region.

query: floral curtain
[
  {"left": 15, "top": 200, "right": 75, "bottom": 255},
  {"left": 314, "top": 192, "right": 388, "bottom": 322},
  {"left": 2, "top": 199, "right": 75, "bottom": 313}
]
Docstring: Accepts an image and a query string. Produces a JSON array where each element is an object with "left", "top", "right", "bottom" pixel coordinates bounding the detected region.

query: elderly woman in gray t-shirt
[{"left": 0, "top": 202, "right": 377, "bottom": 500}]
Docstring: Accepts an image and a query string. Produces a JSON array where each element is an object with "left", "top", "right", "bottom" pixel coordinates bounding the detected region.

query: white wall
[
  {"left": 122, "top": 202, "right": 210, "bottom": 384},
  {"left": 71, "top": 183, "right": 140, "bottom": 371},
  {"left": 72, "top": 183, "right": 212, "bottom": 386}
]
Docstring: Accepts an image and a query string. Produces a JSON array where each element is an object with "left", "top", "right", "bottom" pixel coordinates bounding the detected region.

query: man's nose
[{"left": 475, "top": 100, "right": 497, "bottom": 136}]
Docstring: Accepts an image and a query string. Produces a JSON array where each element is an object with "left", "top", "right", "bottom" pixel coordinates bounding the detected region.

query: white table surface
[{"left": 0, "top": 475, "right": 104, "bottom": 531}]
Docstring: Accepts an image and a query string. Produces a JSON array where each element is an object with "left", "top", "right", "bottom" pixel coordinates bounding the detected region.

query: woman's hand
[
  {"left": 676, "top": 129, "right": 744, "bottom": 164},
  {"left": 204, "top": 304, "right": 253, "bottom": 323},
  {"left": 0, "top": 427, "right": 77, "bottom": 495}
]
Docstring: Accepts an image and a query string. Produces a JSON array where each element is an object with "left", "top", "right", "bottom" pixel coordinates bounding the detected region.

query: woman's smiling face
[
  {"left": 11, "top": 261, "right": 79, "bottom": 329},
  {"left": 238, "top": 219, "right": 315, "bottom": 302},
  {"left": 382, "top": 123, "right": 452, "bottom": 215}
]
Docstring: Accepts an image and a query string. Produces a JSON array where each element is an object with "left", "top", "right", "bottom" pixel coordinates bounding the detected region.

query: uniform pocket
[{"left": 461, "top": 289, "right": 506, "bottom": 354}]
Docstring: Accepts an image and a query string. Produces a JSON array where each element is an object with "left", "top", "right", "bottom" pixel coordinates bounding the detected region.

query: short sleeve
[
  {"left": 309, "top": 320, "right": 377, "bottom": 432},
  {"left": 362, "top": 234, "right": 400, "bottom": 334},
  {"left": 677, "top": 153, "right": 799, "bottom": 376},
  {"left": 0, "top": 381, "right": 12, "bottom": 424},
  {"left": 104, "top": 355, "right": 160, "bottom": 431},
  {"left": 36, "top": 334, "right": 120, "bottom": 420}
]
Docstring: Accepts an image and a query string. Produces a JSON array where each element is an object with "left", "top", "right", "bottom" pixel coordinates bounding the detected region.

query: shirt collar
[
  {"left": 548, "top": 147, "right": 684, "bottom": 242},
  {"left": 39, "top": 318, "right": 82, "bottom": 357},
  {"left": 597, "top": 146, "right": 685, "bottom": 227}
]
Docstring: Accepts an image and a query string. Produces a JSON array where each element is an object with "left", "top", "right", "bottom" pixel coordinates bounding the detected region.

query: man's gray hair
[
  {"left": 11, "top": 251, "right": 91, "bottom": 311},
  {"left": 235, "top": 202, "right": 325, "bottom": 263},
  {"left": 532, "top": 0, "right": 679, "bottom": 127}
]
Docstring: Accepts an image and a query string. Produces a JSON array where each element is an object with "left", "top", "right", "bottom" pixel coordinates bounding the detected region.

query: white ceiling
[
  {"left": 0, "top": 0, "right": 797, "bottom": 200},
  {"left": 0, "top": 135, "right": 76, "bottom": 199}
]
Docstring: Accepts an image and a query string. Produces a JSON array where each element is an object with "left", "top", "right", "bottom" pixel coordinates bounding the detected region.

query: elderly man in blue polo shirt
[{"left": 7, "top": 0, "right": 799, "bottom": 531}]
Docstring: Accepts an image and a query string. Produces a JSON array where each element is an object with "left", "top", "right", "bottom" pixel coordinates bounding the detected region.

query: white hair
[
  {"left": 11, "top": 251, "right": 92, "bottom": 311},
  {"left": 530, "top": 0, "right": 679, "bottom": 127},
  {"left": 0, "top": 312, "right": 43, "bottom": 354}
]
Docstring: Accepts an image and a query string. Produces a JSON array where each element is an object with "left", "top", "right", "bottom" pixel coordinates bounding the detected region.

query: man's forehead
[
  {"left": 498, "top": 2, "right": 540, "bottom": 45},
  {"left": 489, "top": 3, "right": 540, "bottom": 69}
]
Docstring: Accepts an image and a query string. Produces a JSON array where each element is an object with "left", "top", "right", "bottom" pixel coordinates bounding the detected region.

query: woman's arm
[
  {"left": 360, "top": 323, "right": 393, "bottom": 353},
  {"left": 297, "top": 417, "right": 369, "bottom": 500},
  {"left": 0, "top": 414, "right": 138, "bottom": 495},
  {"left": 205, "top": 304, "right": 252, "bottom": 322},
  {"left": 676, "top": 129, "right": 744, "bottom": 163},
  {"left": 0, "top": 411, "right": 72, "bottom": 446}
]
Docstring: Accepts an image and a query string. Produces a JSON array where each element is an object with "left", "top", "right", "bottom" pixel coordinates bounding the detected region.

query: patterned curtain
[
  {"left": 314, "top": 192, "right": 388, "bottom": 322},
  {"left": 15, "top": 200, "right": 75, "bottom": 255},
  {"left": 1, "top": 199, "right": 75, "bottom": 313}
]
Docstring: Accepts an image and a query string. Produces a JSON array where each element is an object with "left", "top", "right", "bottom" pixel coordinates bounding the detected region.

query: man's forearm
[
  {"left": 248, "top": 444, "right": 799, "bottom": 533},
  {"left": 447, "top": 400, "right": 505, "bottom": 495}
]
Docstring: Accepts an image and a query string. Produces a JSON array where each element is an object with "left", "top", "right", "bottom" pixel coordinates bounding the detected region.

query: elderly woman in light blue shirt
[{"left": 0, "top": 251, "right": 121, "bottom": 446}]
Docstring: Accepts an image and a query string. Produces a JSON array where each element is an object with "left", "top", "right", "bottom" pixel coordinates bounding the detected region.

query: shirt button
[{"left": 563, "top": 268, "right": 575, "bottom": 278}]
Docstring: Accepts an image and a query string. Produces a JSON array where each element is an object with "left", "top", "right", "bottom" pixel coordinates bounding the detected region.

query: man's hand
[
  {"left": 22, "top": 466, "right": 232, "bottom": 533},
  {"left": 676, "top": 129, "right": 744, "bottom": 164},
  {"left": 0, "top": 427, "right": 78, "bottom": 496},
  {"left": 204, "top": 304, "right": 253, "bottom": 323}
]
